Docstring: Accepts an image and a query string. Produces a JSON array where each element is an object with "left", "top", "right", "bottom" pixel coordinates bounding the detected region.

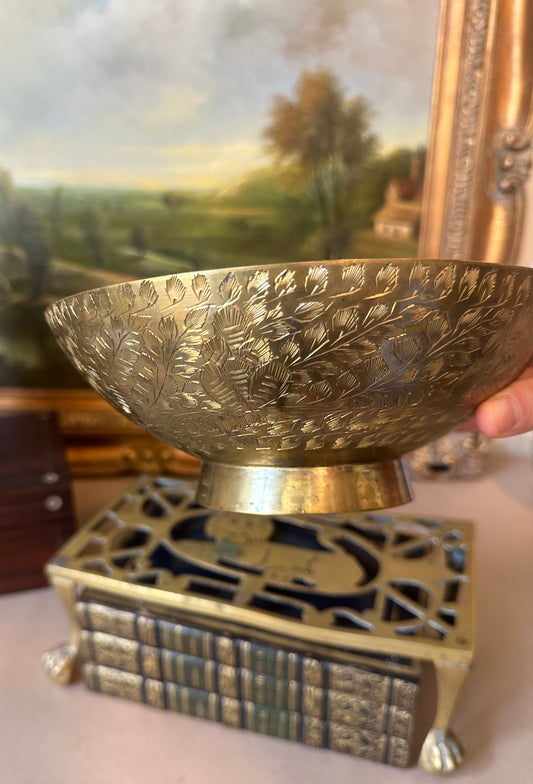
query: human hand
[{"left": 468, "top": 362, "right": 533, "bottom": 438}]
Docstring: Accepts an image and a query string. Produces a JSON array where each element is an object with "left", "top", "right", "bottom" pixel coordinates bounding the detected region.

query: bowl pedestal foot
[{"left": 196, "top": 458, "right": 412, "bottom": 515}]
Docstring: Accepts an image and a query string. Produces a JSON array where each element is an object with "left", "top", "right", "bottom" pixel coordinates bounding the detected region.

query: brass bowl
[{"left": 46, "top": 259, "right": 533, "bottom": 514}]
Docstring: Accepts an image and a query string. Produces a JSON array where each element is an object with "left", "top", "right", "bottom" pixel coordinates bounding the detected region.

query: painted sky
[{"left": 0, "top": 0, "right": 440, "bottom": 190}]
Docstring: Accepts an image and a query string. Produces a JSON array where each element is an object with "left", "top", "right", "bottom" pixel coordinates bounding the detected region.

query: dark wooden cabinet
[{"left": 0, "top": 412, "right": 76, "bottom": 593}]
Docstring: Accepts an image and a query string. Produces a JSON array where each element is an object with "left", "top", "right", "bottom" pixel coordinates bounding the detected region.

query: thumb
[{"left": 476, "top": 369, "right": 533, "bottom": 437}]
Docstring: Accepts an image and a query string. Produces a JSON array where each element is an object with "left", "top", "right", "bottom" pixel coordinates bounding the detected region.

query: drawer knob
[
  {"left": 45, "top": 495, "right": 63, "bottom": 512},
  {"left": 42, "top": 472, "right": 60, "bottom": 485}
]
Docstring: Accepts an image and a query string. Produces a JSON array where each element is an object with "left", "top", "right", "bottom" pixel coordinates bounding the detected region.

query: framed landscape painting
[{"left": 0, "top": 0, "right": 531, "bottom": 474}]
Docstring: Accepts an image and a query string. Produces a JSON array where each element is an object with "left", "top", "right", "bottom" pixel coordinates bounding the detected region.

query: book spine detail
[
  {"left": 75, "top": 601, "right": 417, "bottom": 708},
  {"left": 82, "top": 663, "right": 411, "bottom": 767},
  {"left": 79, "top": 630, "right": 413, "bottom": 740}
]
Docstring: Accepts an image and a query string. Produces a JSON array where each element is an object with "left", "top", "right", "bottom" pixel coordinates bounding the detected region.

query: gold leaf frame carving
[
  {"left": 1, "top": 0, "right": 532, "bottom": 477},
  {"left": 419, "top": 0, "right": 533, "bottom": 263}
]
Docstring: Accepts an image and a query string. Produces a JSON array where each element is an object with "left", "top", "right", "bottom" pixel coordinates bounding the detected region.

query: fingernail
[{"left": 485, "top": 395, "right": 521, "bottom": 435}]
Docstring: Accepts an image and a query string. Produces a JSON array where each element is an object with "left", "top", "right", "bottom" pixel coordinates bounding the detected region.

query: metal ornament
[
  {"left": 407, "top": 431, "right": 490, "bottom": 480},
  {"left": 44, "top": 476, "right": 475, "bottom": 775},
  {"left": 46, "top": 258, "right": 533, "bottom": 514}
]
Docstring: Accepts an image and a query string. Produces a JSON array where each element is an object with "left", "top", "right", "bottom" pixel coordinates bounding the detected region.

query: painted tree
[
  {"left": 80, "top": 208, "right": 105, "bottom": 268},
  {"left": 161, "top": 192, "right": 185, "bottom": 211},
  {"left": 131, "top": 224, "right": 148, "bottom": 259},
  {"left": 264, "top": 70, "right": 377, "bottom": 258},
  {"left": 49, "top": 186, "right": 64, "bottom": 254},
  {"left": 0, "top": 168, "right": 16, "bottom": 255},
  {"left": 14, "top": 203, "right": 51, "bottom": 300}
]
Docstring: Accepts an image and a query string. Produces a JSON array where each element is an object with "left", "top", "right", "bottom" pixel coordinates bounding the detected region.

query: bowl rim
[{"left": 45, "top": 256, "right": 533, "bottom": 317}]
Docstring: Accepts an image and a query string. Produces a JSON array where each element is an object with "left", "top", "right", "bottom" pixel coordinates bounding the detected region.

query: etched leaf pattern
[
  {"left": 457, "top": 268, "right": 479, "bottom": 301},
  {"left": 433, "top": 265, "right": 456, "bottom": 298},
  {"left": 304, "top": 264, "right": 328, "bottom": 295},
  {"left": 274, "top": 269, "right": 297, "bottom": 296},
  {"left": 374, "top": 263, "right": 399, "bottom": 296},
  {"left": 139, "top": 280, "right": 158, "bottom": 309},
  {"left": 517, "top": 277, "right": 531, "bottom": 304},
  {"left": 342, "top": 263, "right": 365, "bottom": 291},
  {"left": 46, "top": 262, "right": 533, "bottom": 459},
  {"left": 165, "top": 276, "right": 186, "bottom": 304},
  {"left": 192, "top": 274, "right": 211, "bottom": 301},
  {"left": 219, "top": 272, "right": 242, "bottom": 303}
]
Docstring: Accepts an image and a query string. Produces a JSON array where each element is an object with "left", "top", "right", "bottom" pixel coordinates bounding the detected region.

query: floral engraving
[{"left": 46, "top": 260, "right": 533, "bottom": 462}]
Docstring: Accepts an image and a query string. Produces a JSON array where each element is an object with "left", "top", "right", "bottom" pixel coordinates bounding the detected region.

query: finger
[
  {"left": 457, "top": 418, "right": 478, "bottom": 432},
  {"left": 475, "top": 371, "right": 533, "bottom": 437}
]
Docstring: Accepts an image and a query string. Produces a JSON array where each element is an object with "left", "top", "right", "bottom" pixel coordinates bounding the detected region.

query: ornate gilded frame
[
  {"left": 419, "top": 0, "right": 533, "bottom": 263},
  {"left": 1, "top": 0, "right": 532, "bottom": 476}
]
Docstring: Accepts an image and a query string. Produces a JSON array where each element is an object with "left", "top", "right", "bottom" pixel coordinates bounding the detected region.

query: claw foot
[
  {"left": 418, "top": 729, "right": 464, "bottom": 774},
  {"left": 42, "top": 643, "right": 79, "bottom": 685}
]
